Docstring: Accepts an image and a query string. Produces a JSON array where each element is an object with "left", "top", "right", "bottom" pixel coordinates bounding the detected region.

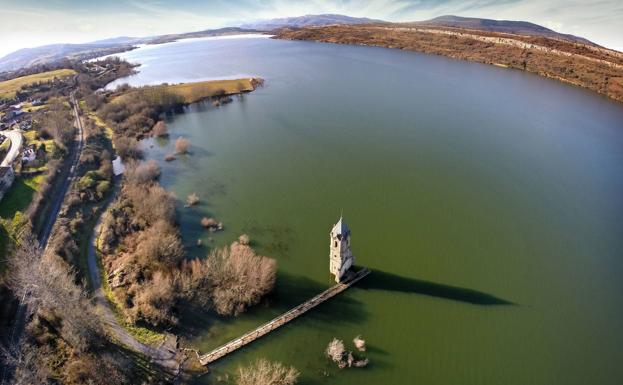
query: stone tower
[{"left": 329, "top": 216, "right": 354, "bottom": 282}]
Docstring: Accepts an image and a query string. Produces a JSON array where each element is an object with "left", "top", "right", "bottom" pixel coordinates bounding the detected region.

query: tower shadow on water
[{"left": 359, "top": 268, "right": 514, "bottom": 306}]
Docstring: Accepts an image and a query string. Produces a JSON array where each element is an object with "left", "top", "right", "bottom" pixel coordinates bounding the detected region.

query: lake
[{"left": 108, "top": 35, "right": 623, "bottom": 385}]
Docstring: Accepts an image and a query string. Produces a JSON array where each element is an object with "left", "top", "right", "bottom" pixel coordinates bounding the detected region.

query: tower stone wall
[{"left": 329, "top": 216, "right": 354, "bottom": 282}]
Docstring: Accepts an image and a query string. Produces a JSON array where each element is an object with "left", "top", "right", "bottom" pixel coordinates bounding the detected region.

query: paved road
[{"left": 0, "top": 130, "right": 23, "bottom": 168}]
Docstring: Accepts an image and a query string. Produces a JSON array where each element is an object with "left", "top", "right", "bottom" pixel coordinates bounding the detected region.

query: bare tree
[
  {"left": 1, "top": 338, "right": 50, "bottom": 385},
  {"left": 131, "top": 271, "right": 178, "bottom": 326},
  {"left": 8, "top": 235, "right": 104, "bottom": 353},
  {"left": 326, "top": 338, "right": 346, "bottom": 363},
  {"left": 136, "top": 219, "right": 184, "bottom": 268},
  {"left": 124, "top": 159, "right": 160, "bottom": 185}
]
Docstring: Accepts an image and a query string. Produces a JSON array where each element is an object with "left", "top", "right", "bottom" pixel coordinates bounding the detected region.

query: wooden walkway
[{"left": 198, "top": 268, "right": 371, "bottom": 366}]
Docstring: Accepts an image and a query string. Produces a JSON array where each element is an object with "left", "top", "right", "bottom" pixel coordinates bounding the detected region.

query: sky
[{"left": 0, "top": 0, "right": 622, "bottom": 57}]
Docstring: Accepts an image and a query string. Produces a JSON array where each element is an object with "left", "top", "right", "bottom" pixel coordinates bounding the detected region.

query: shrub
[
  {"left": 326, "top": 338, "right": 345, "bottom": 363},
  {"left": 136, "top": 219, "right": 184, "bottom": 269},
  {"left": 197, "top": 242, "right": 276, "bottom": 316},
  {"left": 153, "top": 120, "right": 168, "bottom": 137},
  {"left": 238, "top": 234, "right": 250, "bottom": 245},
  {"left": 200, "top": 217, "right": 217, "bottom": 228},
  {"left": 131, "top": 271, "right": 178, "bottom": 327},
  {"left": 124, "top": 159, "right": 160, "bottom": 185},
  {"left": 95, "top": 180, "right": 110, "bottom": 198},
  {"left": 175, "top": 137, "right": 189, "bottom": 154},
  {"left": 185, "top": 193, "right": 199, "bottom": 207},
  {"left": 237, "top": 359, "right": 299, "bottom": 385},
  {"left": 113, "top": 136, "right": 142, "bottom": 160}
]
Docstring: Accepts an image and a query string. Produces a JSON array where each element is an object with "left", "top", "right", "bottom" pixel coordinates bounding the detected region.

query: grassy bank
[
  {"left": 0, "top": 68, "right": 76, "bottom": 100},
  {"left": 113, "top": 78, "right": 261, "bottom": 105},
  {"left": 0, "top": 174, "right": 43, "bottom": 273}
]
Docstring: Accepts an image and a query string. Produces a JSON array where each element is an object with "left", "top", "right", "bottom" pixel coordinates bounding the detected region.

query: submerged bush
[
  {"left": 237, "top": 359, "right": 299, "bottom": 385},
  {"left": 174, "top": 137, "right": 189, "bottom": 154}
]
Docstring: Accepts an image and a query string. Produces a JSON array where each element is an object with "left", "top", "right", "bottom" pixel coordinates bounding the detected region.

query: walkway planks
[{"left": 198, "top": 268, "right": 371, "bottom": 366}]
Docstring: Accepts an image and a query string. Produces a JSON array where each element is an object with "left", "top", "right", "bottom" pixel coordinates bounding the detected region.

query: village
[{"left": 0, "top": 61, "right": 121, "bottom": 202}]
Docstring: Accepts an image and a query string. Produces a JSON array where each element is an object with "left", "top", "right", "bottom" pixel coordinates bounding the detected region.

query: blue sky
[{"left": 0, "top": 0, "right": 622, "bottom": 57}]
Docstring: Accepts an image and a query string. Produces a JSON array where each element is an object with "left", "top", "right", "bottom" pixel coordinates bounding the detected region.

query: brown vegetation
[
  {"left": 238, "top": 234, "right": 250, "bottom": 245},
  {"left": 174, "top": 137, "right": 189, "bottom": 154},
  {"left": 115, "top": 78, "right": 262, "bottom": 105},
  {"left": 237, "top": 359, "right": 299, "bottom": 385},
  {"left": 275, "top": 25, "right": 623, "bottom": 103},
  {"left": 5, "top": 234, "right": 131, "bottom": 385},
  {"left": 325, "top": 337, "right": 369, "bottom": 369},
  {"left": 38, "top": 98, "right": 76, "bottom": 150},
  {"left": 326, "top": 338, "right": 345, "bottom": 363},
  {"left": 152, "top": 120, "right": 168, "bottom": 137},
  {"left": 95, "top": 78, "right": 262, "bottom": 140},
  {"left": 185, "top": 193, "right": 199, "bottom": 207},
  {"left": 176, "top": 242, "right": 277, "bottom": 316},
  {"left": 99, "top": 159, "right": 276, "bottom": 326},
  {"left": 0, "top": 57, "right": 162, "bottom": 385}
]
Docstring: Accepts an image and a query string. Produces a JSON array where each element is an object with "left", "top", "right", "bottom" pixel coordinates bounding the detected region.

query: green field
[
  {"left": 0, "top": 174, "right": 43, "bottom": 273},
  {"left": 0, "top": 68, "right": 76, "bottom": 100}
]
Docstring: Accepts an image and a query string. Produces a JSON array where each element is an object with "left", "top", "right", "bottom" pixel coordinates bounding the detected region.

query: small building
[
  {"left": 4, "top": 109, "right": 23, "bottom": 121},
  {"left": 22, "top": 145, "right": 36, "bottom": 163},
  {"left": 0, "top": 166, "right": 15, "bottom": 202},
  {"left": 19, "top": 121, "right": 31, "bottom": 130},
  {"left": 329, "top": 216, "right": 355, "bottom": 282},
  {"left": 112, "top": 155, "right": 125, "bottom": 176}
]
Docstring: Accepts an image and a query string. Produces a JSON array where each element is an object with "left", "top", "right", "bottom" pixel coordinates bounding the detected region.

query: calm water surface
[{"left": 109, "top": 36, "right": 623, "bottom": 385}]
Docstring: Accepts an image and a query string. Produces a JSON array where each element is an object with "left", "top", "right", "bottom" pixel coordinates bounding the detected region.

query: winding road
[
  {"left": 0, "top": 129, "right": 23, "bottom": 168},
  {"left": 86, "top": 182, "right": 182, "bottom": 374}
]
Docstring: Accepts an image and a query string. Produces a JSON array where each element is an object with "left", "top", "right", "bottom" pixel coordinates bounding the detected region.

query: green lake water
[{"left": 109, "top": 36, "right": 623, "bottom": 385}]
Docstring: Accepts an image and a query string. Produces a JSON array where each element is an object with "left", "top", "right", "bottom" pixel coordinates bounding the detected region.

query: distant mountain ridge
[
  {"left": 0, "top": 28, "right": 258, "bottom": 73},
  {"left": 417, "top": 15, "right": 596, "bottom": 46},
  {"left": 0, "top": 43, "right": 135, "bottom": 73},
  {"left": 239, "top": 14, "right": 385, "bottom": 30},
  {"left": 0, "top": 13, "right": 602, "bottom": 73}
]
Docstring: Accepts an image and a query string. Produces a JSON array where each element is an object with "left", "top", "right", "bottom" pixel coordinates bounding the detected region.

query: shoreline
[{"left": 274, "top": 24, "right": 623, "bottom": 103}]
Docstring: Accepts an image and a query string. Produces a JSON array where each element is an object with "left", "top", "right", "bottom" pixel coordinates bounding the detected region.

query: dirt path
[{"left": 86, "top": 180, "right": 183, "bottom": 375}]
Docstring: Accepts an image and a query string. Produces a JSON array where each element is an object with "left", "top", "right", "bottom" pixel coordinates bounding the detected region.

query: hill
[
  {"left": 0, "top": 68, "right": 76, "bottom": 100},
  {"left": 239, "top": 14, "right": 385, "bottom": 30},
  {"left": 0, "top": 43, "right": 134, "bottom": 73},
  {"left": 416, "top": 15, "right": 596, "bottom": 46},
  {"left": 275, "top": 23, "right": 623, "bottom": 103},
  {"left": 0, "top": 27, "right": 258, "bottom": 74},
  {"left": 144, "top": 27, "right": 259, "bottom": 45}
]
